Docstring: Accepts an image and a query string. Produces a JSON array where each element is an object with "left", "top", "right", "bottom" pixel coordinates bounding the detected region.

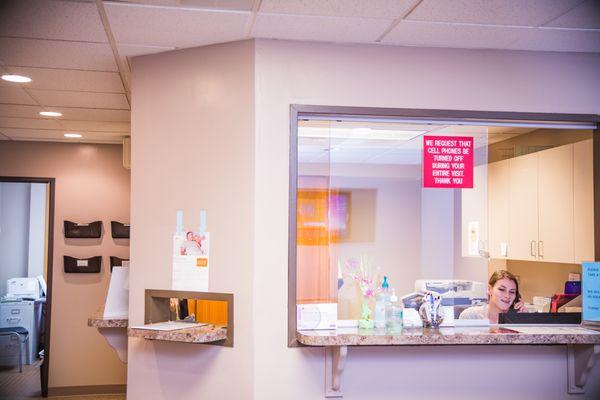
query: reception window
[{"left": 289, "top": 106, "right": 596, "bottom": 340}]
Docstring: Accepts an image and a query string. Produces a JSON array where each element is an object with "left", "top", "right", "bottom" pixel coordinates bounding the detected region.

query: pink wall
[
  {"left": 127, "top": 40, "right": 255, "bottom": 399},
  {"left": 128, "top": 39, "right": 600, "bottom": 399},
  {"left": 253, "top": 39, "right": 600, "bottom": 400},
  {"left": 0, "top": 141, "right": 129, "bottom": 389}
]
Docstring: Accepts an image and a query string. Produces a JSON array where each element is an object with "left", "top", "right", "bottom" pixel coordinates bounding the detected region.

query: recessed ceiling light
[
  {"left": 64, "top": 133, "right": 82, "bottom": 138},
  {"left": 1, "top": 74, "right": 32, "bottom": 83},
  {"left": 40, "top": 111, "right": 62, "bottom": 117}
]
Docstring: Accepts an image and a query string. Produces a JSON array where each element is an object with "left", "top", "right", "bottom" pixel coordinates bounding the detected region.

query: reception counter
[
  {"left": 128, "top": 324, "right": 227, "bottom": 344},
  {"left": 88, "top": 308, "right": 128, "bottom": 329},
  {"left": 297, "top": 325, "right": 600, "bottom": 346},
  {"left": 297, "top": 325, "right": 600, "bottom": 398}
]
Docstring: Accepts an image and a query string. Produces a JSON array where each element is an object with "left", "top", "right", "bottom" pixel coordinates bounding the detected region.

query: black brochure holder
[
  {"left": 64, "top": 256, "right": 102, "bottom": 273},
  {"left": 64, "top": 220, "right": 102, "bottom": 238},
  {"left": 110, "top": 221, "right": 130, "bottom": 239},
  {"left": 109, "top": 256, "right": 129, "bottom": 272}
]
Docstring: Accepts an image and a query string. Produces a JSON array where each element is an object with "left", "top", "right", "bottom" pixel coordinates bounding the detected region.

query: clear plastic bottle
[
  {"left": 374, "top": 276, "right": 390, "bottom": 328},
  {"left": 386, "top": 289, "right": 403, "bottom": 331}
]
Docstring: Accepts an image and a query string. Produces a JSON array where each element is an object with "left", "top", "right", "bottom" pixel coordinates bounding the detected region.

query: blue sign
[{"left": 582, "top": 262, "right": 600, "bottom": 322}]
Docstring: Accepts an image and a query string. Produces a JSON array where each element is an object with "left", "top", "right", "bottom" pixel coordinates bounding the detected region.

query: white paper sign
[
  {"left": 172, "top": 232, "right": 210, "bottom": 291},
  {"left": 104, "top": 266, "right": 129, "bottom": 318}
]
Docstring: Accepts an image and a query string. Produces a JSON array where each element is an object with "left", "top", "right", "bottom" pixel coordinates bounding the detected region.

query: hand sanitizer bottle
[
  {"left": 374, "top": 276, "right": 390, "bottom": 329},
  {"left": 386, "top": 289, "right": 403, "bottom": 331}
]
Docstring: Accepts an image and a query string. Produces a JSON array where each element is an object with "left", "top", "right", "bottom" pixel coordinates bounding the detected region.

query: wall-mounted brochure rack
[
  {"left": 64, "top": 255, "right": 102, "bottom": 273},
  {"left": 64, "top": 220, "right": 102, "bottom": 238},
  {"left": 110, "top": 221, "right": 130, "bottom": 239},
  {"left": 110, "top": 256, "right": 129, "bottom": 272}
]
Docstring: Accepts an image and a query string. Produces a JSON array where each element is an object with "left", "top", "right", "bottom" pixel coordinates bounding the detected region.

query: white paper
[
  {"left": 104, "top": 266, "right": 129, "bottom": 318},
  {"left": 131, "top": 321, "right": 206, "bottom": 331},
  {"left": 468, "top": 221, "right": 479, "bottom": 256},
  {"left": 172, "top": 232, "right": 210, "bottom": 291}
]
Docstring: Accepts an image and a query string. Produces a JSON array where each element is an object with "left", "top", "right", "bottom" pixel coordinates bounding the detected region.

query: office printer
[
  {"left": 414, "top": 279, "right": 487, "bottom": 319},
  {"left": 4, "top": 277, "right": 43, "bottom": 301}
]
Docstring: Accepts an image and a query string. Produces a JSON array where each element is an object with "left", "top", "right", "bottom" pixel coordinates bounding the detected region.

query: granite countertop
[
  {"left": 297, "top": 325, "right": 600, "bottom": 346},
  {"left": 87, "top": 307, "right": 128, "bottom": 328},
  {"left": 128, "top": 324, "right": 227, "bottom": 344}
]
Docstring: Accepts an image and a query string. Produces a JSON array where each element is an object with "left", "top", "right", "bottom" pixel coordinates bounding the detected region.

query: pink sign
[{"left": 423, "top": 136, "right": 473, "bottom": 188}]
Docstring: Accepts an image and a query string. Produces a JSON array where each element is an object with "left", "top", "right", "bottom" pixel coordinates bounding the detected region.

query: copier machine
[{"left": 0, "top": 277, "right": 44, "bottom": 365}]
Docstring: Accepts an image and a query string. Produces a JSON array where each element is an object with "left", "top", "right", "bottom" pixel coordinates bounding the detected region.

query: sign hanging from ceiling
[{"left": 423, "top": 135, "right": 474, "bottom": 189}]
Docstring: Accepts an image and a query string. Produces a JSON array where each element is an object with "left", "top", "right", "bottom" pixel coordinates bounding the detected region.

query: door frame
[{"left": 0, "top": 176, "right": 55, "bottom": 397}]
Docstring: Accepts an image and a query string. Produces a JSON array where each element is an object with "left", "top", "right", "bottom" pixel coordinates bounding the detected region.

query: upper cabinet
[
  {"left": 574, "top": 139, "right": 594, "bottom": 263},
  {"left": 488, "top": 159, "right": 510, "bottom": 259},
  {"left": 508, "top": 151, "right": 539, "bottom": 261},
  {"left": 488, "top": 139, "right": 593, "bottom": 264},
  {"left": 537, "top": 144, "right": 574, "bottom": 263}
]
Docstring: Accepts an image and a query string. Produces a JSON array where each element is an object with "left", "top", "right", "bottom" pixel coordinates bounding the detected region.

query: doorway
[{"left": 0, "top": 176, "right": 55, "bottom": 398}]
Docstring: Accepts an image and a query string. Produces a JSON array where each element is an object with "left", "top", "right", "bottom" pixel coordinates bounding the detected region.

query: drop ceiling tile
[
  {"left": 0, "top": 37, "right": 117, "bottom": 71},
  {"left": 0, "top": 86, "right": 37, "bottom": 105},
  {"left": 544, "top": 0, "right": 600, "bottom": 29},
  {"left": 383, "top": 20, "right": 522, "bottom": 49},
  {"left": 27, "top": 90, "right": 130, "bottom": 110},
  {"left": 0, "top": 104, "right": 43, "bottom": 118},
  {"left": 260, "top": 0, "right": 420, "bottom": 19},
  {"left": 105, "top": 2, "right": 250, "bottom": 47},
  {"left": 407, "top": 0, "right": 583, "bottom": 27},
  {"left": 253, "top": 13, "right": 391, "bottom": 43},
  {"left": 0, "top": 67, "right": 125, "bottom": 93},
  {"left": 0, "top": 117, "right": 62, "bottom": 130},
  {"left": 0, "top": 0, "right": 108, "bottom": 42},
  {"left": 60, "top": 120, "right": 130, "bottom": 133},
  {"left": 505, "top": 28, "right": 600, "bottom": 52},
  {"left": 52, "top": 108, "right": 131, "bottom": 122},
  {"left": 0, "top": 127, "right": 125, "bottom": 143},
  {"left": 121, "top": 0, "right": 254, "bottom": 11},
  {"left": 118, "top": 44, "right": 177, "bottom": 58}
]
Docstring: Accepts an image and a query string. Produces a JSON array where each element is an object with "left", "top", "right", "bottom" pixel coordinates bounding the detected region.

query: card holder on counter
[
  {"left": 64, "top": 220, "right": 102, "bottom": 238},
  {"left": 110, "top": 221, "right": 130, "bottom": 239},
  {"left": 110, "top": 256, "right": 130, "bottom": 272},
  {"left": 64, "top": 256, "right": 102, "bottom": 273}
]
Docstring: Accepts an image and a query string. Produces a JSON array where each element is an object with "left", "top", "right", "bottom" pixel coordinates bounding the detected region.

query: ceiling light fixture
[
  {"left": 1, "top": 74, "right": 32, "bottom": 83},
  {"left": 40, "top": 111, "right": 62, "bottom": 117},
  {"left": 64, "top": 133, "right": 82, "bottom": 138}
]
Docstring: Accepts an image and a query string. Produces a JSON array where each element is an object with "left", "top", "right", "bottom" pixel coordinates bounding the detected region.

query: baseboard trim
[{"left": 48, "top": 384, "right": 126, "bottom": 396}]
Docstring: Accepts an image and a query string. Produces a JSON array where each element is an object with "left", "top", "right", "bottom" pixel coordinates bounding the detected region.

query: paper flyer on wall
[{"left": 172, "top": 230, "right": 210, "bottom": 291}]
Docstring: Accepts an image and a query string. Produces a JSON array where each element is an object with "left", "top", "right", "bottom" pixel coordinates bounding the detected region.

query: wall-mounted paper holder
[
  {"left": 64, "top": 256, "right": 102, "bottom": 273},
  {"left": 110, "top": 221, "right": 130, "bottom": 239},
  {"left": 64, "top": 220, "right": 102, "bottom": 238},
  {"left": 109, "top": 256, "right": 129, "bottom": 272}
]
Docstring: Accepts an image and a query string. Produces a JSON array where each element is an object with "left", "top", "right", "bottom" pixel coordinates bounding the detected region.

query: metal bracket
[
  {"left": 325, "top": 345, "right": 348, "bottom": 398},
  {"left": 567, "top": 344, "right": 600, "bottom": 394}
]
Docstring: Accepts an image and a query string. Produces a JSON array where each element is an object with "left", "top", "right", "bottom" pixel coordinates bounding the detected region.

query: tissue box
[{"left": 297, "top": 303, "right": 337, "bottom": 330}]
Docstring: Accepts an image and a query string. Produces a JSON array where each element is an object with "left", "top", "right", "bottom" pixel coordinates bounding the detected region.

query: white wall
[
  {"left": 128, "top": 40, "right": 255, "bottom": 399},
  {"left": 253, "top": 39, "right": 600, "bottom": 400},
  {"left": 0, "top": 182, "right": 30, "bottom": 297},
  {"left": 128, "top": 39, "right": 600, "bottom": 400}
]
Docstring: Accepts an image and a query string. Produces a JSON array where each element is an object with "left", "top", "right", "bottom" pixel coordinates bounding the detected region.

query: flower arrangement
[{"left": 342, "top": 255, "right": 381, "bottom": 329}]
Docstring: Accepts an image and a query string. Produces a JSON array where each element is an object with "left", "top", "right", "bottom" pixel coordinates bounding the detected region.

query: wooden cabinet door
[
  {"left": 488, "top": 159, "right": 510, "bottom": 259},
  {"left": 509, "top": 152, "right": 539, "bottom": 261},
  {"left": 574, "top": 139, "right": 594, "bottom": 263},
  {"left": 538, "top": 144, "right": 574, "bottom": 263}
]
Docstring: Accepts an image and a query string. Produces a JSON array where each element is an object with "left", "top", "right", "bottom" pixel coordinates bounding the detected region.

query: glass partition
[{"left": 294, "top": 114, "right": 594, "bottom": 330}]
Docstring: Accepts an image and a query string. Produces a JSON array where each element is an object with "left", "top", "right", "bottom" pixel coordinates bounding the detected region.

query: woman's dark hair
[{"left": 488, "top": 270, "right": 521, "bottom": 309}]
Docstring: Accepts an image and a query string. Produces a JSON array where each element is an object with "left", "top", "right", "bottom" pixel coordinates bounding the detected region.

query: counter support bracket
[
  {"left": 567, "top": 344, "right": 600, "bottom": 394},
  {"left": 325, "top": 345, "right": 347, "bottom": 398}
]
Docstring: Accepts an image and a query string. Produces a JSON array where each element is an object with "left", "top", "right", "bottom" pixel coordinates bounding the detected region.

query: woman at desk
[{"left": 460, "top": 270, "right": 527, "bottom": 324}]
